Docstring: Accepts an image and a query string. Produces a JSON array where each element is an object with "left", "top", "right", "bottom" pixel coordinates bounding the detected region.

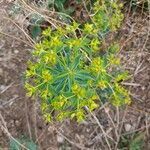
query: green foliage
[
  {"left": 129, "top": 133, "right": 145, "bottom": 150},
  {"left": 30, "top": 25, "right": 42, "bottom": 39},
  {"left": 47, "top": 0, "right": 74, "bottom": 14},
  {"left": 28, "top": 13, "right": 44, "bottom": 39},
  {"left": 93, "top": 0, "right": 124, "bottom": 32},
  {"left": 25, "top": 0, "right": 131, "bottom": 122},
  {"left": 119, "top": 133, "right": 145, "bottom": 150},
  {"left": 9, "top": 137, "right": 37, "bottom": 150}
]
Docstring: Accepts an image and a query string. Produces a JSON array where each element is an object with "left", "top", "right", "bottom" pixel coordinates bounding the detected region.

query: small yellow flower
[
  {"left": 52, "top": 95, "right": 67, "bottom": 109},
  {"left": 68, "top": 38, "right": 82, "bottom": 48},
  {"left": 41, "top": 89, "right": 51, "bottom": 100},
  {"left": 90, "top": 39, "right": 101, "bottom": 52},
  {"left": 52, "top": 37, "right": 61, "bottom": 47},
  {"left": 90, "top": 57, "right": 103, "bottom": 74},
  {"left": 66, "top": 21, "right": 79, "bottom": 32},
  {"left": 34, "top": 43, "right": 44, "bottom": 55},
  {"left": 71, "top": 113, "right": 76, "bottom": 119},
  {"left": 43, "top": 51, "right": 57, "bottom": 65},
  {"left": 76, "top": 110, "right": 84, "bottom": 122},
  {"left": 42, "top": 27, "right": 51, "bottom": 36},
  {"left": 72, "top": 84, "right": 78, "bottom": 92},
  {"left": 41, "top": 102, "right": 49, "bottom": 111},
  {"left": 25, "top": 70, "right": 34, "bottom": 77},
  {"left": 57, "top": 111, "right": 69, "bottom": 121},
  {"left": 115, "top": 73, "right": 127, "bottom": 82},
  {"left": 42, "top": 70, "right": 53, "bottom": 82},
  {"left": 25, "top": 82, "right": 36, "bottom": 97},
  {"left": 72, "top": 84, "right": 86, "bottom": 98},
  {"left": 88, "top": 100, "right": 98, "bottom": 111},
  {"left": 59, "top": 95, "right": 67, "bottom": 107},
  {"left": 43, "top": 113, "right": 52, "bottom": 122},
  {"left": 57, "top": 112, "right": 64, "bottom": 121},
  {"left": 98, "top": 80, "right": 107, "bottom": 89},
  {"left": 91, "top": 95, "right": 99, "bottom": 100},
  {"left": 57, "top": 27, "right": 65, "bottom": 36},
  {"left": 111, "top": 95, "right": 121, "bottom": 106},
  {"left": 125, "top": 97, "right": 131, "bottom": 105},
  {"left": 108, "top": 55, "right": 120, "bottom": 65},
  {"left": 84, "top": 23, "right": 93, "bottom": 33},
  {"left": 111, "top": 2, "right": 118, "bottom": 9},
  {"left": 25, "top": 61, "right": 37, "bottom": 77}
]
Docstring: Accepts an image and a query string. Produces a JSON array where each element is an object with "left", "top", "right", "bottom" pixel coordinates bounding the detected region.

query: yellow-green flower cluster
[
  {"left": 24, "top": 0, "right": 130, "bottom": 123},
  {"left": 92, "top": 0, "right": 124, "bottom": 32},
  {"left": 42, "top": 70, "right": 53, "bottom": 83},
  {"left": 109, "top": 2, "right": 124, "bottom": 31},
  {"left": 72, "top": 84, "right": 86, "bottom": 98},
  {"left": 97, "top": 80, "right": 107, "bottom": 89},
  {"left": 52, "top": 95, "right": 67, "bottom": 110},
  {"left": 67, "top": 38, "right": 83, "bottom": 49},
  {"left": 42, "top": 51, "right": 57, "bottom": 65},
  {"left": 83, "top": 23, "right": 93, "bottom": 34},
  {"left": 90, "top": 57, "right": 105, "bottom": 74},
  {"left": 111, "top": 83, "right": 131, "bottom": 106},
  {"left": 90, "top": 39, "right": 101, "bottom": 52},
  {"left": 108, "top": 54, "right": 120, "bottom": 66},
  {"left": 66, "top": 21, "right": 79, "bottom": 33},
  {"left": 25, "top": 61, "right": 36, "bottom": 77},
  {"left": 87, "top": 95, "right": 99, "bottom": 111},
  {"left": 25, "top": 83, "right": 36, "bottom": 97}
]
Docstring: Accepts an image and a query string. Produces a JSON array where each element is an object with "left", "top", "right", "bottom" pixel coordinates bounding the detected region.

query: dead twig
[{"left": 0, "top": 113, "right": 29, "bottom": 150}]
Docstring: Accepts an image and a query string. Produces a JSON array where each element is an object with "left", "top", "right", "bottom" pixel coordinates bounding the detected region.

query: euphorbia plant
[{"left": 25, "top": 0, "right": 131, "bottom": 122}]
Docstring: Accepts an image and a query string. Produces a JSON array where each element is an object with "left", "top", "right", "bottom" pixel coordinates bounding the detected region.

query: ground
[{"left": 0, "top": 0, "right": 150, "bottom": 150}]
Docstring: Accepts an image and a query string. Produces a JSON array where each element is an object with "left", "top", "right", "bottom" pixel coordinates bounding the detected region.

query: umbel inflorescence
[{"left": 25, "top": 0, "right": 131, "bottom": 122}]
